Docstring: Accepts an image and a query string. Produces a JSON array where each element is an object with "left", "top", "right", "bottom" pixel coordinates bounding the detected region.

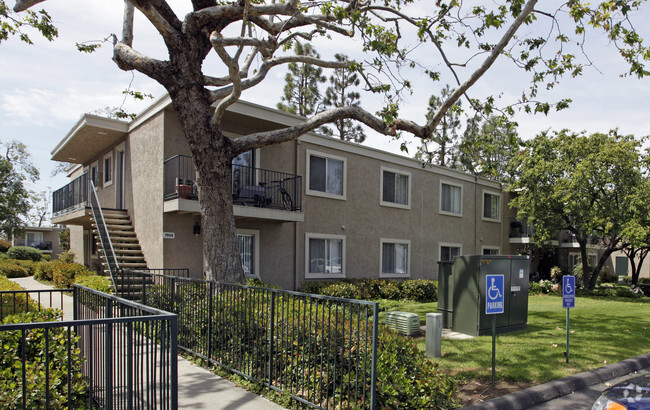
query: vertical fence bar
[
  {"left": 106, "top": 298, "right": 113, "bottom": 409},
  {"left": 267, "top": 291, "right": 276, "bottom": 386}
]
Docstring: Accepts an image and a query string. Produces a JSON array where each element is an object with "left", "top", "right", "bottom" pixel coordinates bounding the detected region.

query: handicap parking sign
[
  {"left": 486, "top": 275, "right": 504, "bottom": 315},
  {"left": 563, "top": 276, "right": 575, "bottom": 309}
]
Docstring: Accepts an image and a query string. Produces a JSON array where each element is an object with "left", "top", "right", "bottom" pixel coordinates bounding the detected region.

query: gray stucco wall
[{"left": 129, "top": 112, "right": 165, "bottom": 269}]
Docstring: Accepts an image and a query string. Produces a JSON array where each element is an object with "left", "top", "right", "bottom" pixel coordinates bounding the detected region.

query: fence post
[
  {"left": 207, "top": 281, "right": 214, "bottom": 360},
  {"left": 142, "top": 271, "right": 146, "bottom": 305},
  {"left": 370, "top": 303, "right": 379, "bottom": 410},
  {"left": 106, "top": 297, "right": 113, "bottom": 409},
  {"left": 170, "top": 315, "right": 179, "bottom": 410},
  {"left": 267, "top": 291, "right": 276, "bottom": 385},
  {"left": 170, "top": 276, "right": 176, "bottom": 313}
]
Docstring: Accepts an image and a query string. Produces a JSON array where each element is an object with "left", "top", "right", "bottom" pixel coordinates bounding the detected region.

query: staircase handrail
[{"left": 89, "top": 180, "right": 119, "bottom": 290}]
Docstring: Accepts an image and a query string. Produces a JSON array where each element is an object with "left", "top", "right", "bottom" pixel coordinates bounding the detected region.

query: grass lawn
[{"left": 383, "top": 294, "right": 650, "bottom": 384}]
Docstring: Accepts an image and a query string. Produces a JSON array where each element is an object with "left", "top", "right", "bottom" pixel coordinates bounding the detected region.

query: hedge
[
  {"left": 0, "top": 275, "right": 39, "bottom": 319},
  {"left": 299, "top": 278, "right": 438, "bottom": 302},
  {"left": 0, "top": 239, "right": 10, "bottom": 253},
  {"left": 75, "top": 274, "right": 114, "bottom": 294},
  {"left": 7, "top": 246, "right": 43, "bottom": 262}
]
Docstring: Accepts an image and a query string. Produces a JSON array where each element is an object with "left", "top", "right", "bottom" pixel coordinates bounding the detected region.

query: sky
[{"left": 1, "top": 1, "right": 649, "bottom": 224}]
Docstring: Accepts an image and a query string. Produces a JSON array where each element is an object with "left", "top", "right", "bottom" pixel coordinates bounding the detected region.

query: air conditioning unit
[{"left": 385, "top": 311, "right": 420, "bottom": 336}]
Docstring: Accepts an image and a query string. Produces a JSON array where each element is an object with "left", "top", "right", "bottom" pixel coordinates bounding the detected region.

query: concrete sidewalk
[{"left": 9, "top": 276, "right": 285, "bottom": 410}]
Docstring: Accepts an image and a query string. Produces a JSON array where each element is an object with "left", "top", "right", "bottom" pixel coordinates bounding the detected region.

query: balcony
[
  {"left": 51, "top": 173, "right": 92, "bottom": 224},
  {"left": 163, "top": 155, "right": 304, "bottom": 222},
  {"left": 509, "top": 218, "right": 534, "bottom": 243}
]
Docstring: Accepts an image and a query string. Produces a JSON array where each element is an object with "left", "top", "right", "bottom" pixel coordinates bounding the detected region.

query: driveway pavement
[{"left": 463, "top": 352, "right": 650, "bottom": 409}]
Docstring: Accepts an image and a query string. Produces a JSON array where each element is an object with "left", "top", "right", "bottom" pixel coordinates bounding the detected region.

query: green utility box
[{"left": 437, "top": 255, "right": 530, "bottom": 336}]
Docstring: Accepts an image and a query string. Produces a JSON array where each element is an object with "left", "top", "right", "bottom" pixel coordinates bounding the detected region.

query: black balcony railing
[
  {"left": 121, "top": 269, "right": 378, "bottom": 409},
  {"left": 52, "top": 173, "right": 89, "bottom": 216},
  {"left": 509, "top": 218, "right": 534, "bottom": 238},
  {"left": 0, "top": 285, "right": 178, "bottom": 409},
  {"left": 164, "top": 155, "right": 302, "bottom": 212}
]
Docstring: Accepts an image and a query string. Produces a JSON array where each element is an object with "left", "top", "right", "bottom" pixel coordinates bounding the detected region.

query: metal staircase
[{"left": 89, "top": 181, "right": 149, "bottom": 299}]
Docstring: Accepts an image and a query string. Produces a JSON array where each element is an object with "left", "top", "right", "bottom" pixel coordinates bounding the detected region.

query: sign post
[
  {"left": 486, "top": 274, "right": 504, "bottom": 389},
  {"left": 562, "top": 275, "right": 575, "bottom": 363}
]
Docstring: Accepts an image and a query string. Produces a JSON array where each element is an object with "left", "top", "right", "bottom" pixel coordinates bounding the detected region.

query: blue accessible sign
[
  {"left": 562, "top": 275, "right": 575, "bottom": 309},
  {"left": 486, "top": 275, "right": 504, "bottom": 315}
]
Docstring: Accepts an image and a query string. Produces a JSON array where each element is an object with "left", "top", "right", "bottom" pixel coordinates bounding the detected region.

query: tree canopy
[
  {"left": 509, "top": 130, "right": 649, "bottom": 289},
  {"left": 13, "top": 0, "right": 650, "bottom": 283},
  {"left": 0, "top": 140, "right": 39, "bottom": 238}
]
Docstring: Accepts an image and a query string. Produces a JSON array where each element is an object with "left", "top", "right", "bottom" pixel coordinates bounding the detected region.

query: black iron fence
[
  {"left": 122, "top": 269, "right": 378, "bottom": 409},
  {"left": 0, "top": 285, "right": 178, "bottom": 409},
  {"left": 509, "top": 218, "right": 534, "bottom": 238},
  {"left": 163, "top": 154, "right": 303, "bottom": 211},
  {"left": 52, "top": 172, "right": 88, "bottom": 216}
]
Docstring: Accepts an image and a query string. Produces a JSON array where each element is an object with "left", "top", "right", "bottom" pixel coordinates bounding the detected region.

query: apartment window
[
  {"left": 483, "top": 191, "right": 501, "bottom": 221},
  {"left": 237, "top": 229, "right": 259, "bottom": 278},
  {"left": 232, "top": 150, "right": 256, "bottom": 192},
  {"left": 307, "top": 150, "right": 346, "bottom": 199},
  {"left": 482, "top": 247, "right": 500, "bottom": 256},
  {"left": 90, "top": 161, "right": 99, "bottom": 188},
  {"left": 306, "top": 233, "right": 345, "bottom": 278},
  {"left": 103, "top": 152, "right": 113, "bottom": 187},
  {"left": 380, "top": 239, "right": 410, "bottom": 277},
  {"left": 26, "top": 232, "right": 43, "bottom": 247},
  {"left": 381, "top": 167, "right": 410, "bottom": 208},
  {"left": 440, "top": 244, "right": 462, "bottom": 262},
  {"left": 440, "top": 182, "right": 462, "bottom": 215},
  {"left": 588, "top": 253, "right": 597, "bottom": 268},
  {"left": 568, "top": 253, "right": 580, "bottom": 272}
]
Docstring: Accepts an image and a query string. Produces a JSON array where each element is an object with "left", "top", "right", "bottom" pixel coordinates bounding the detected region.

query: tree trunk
[
  {"left": 578, "top": 239, "right": 590, "bottom": 288},
  {"left": 168, "top": 85, "right": 245, "bottom": 284},
  {"left": 194, "top": 147, "right": 245, "bottom": 284},
  {"left": 587, "top": 248, "right": 617, "bottom": 290}
]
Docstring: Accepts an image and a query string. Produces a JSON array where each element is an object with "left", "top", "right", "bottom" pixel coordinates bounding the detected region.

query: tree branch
[
  {"left": 426, "top": 0, "right": 538, "bottom": 135},
  {"left": 13, "top": 0, "right": 46, "bottom": 12},
  {"left": 129, "top": 0, "right": 183, "bottom": 49},
  {"left": 230, "top": 106, "right": 426, "bottom": 156},
  {"left": 122, "top": 1, "right": 134, "bottom": 47},
  {"left": 112, "top": 41, "right": 171, "bottom": 85},
  {"left": 209, "top": 55, "right": 350, "bottom": 101}
]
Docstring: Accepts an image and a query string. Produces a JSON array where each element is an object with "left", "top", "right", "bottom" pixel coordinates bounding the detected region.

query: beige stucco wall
[
  {"left": 69, "top": 225, "right": 85, "bottom": 264},
  {"left": 129, "top": 112, "right": 166, "bottom": 269},
  {"left": 294, "top": 137, "right": 508, "bottom": 286}
]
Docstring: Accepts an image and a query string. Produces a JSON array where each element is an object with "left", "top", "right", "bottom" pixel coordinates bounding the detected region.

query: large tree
[
  {"left": 0, "top": 140, "right": 39, "bottom": 238},
  {"left": 418, "top": 85, "right": 462, "bottom": 167},
  {"left": 321, "top": 53, "right": 366, "bottom": 143},
  {"left": 456, "top": 115, "right": 523, "bottom": 181},
  {"left": 13, "top": 0, "right": 650, "bottom": 283},
  {"left": 509, "top": 130, "right": 648, "bottom": 289},
  {"left": 277, "top": 41, "right": 326, "bottom": 117}
]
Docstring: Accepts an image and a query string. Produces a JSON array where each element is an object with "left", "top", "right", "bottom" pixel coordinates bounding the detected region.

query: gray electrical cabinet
[{"left": 437, "top": 255, "right": 530, "bottom": 336}]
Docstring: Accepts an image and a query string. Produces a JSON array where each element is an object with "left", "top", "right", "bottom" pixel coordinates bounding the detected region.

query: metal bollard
[{"left": 426, "top": 312, "right": 442, "bottom": 358}]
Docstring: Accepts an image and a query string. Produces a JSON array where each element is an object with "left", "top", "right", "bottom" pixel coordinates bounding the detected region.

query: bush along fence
[
  {"left": 122, "top": 269, "right": 379, "bottom": 409},
  {"left": 0, "top": 285, "right": 178, "bottom": 409}
]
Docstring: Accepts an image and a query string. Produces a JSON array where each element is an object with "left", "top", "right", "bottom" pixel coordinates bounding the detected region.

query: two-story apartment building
[{"left": 50, "top": 95, "right": 530, "bottom": 290}]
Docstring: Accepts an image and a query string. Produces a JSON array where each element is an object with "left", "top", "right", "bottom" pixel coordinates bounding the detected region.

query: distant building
[{"left": 12, "top": 226, "right": 65, "bottom": 259}]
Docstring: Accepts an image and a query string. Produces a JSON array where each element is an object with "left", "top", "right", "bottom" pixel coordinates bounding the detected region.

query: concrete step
[{"left": 103, "top": 218, "right": 132, "bottom": 225}]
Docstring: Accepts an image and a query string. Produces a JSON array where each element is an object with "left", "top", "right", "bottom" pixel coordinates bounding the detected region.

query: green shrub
[
  {"left": 0, "top": 309, "right": 87, "bottom": 408},
  {"left": 298, "top": 279, "right": 438, "bottom": 303},
  {"left": 529, "top": 279, "right": 555, "bottom": 295},
  {"left": 34, "top": 260, "right": 56, "bottom": 282},
  {"left": 0, "top": 260, "right": 29, "bottom": 278},
  {"left": 75, "top": 274, "right": 114, "bottom": 294},
  {"left": 58, "top": 250, "right": 75, "bottom": 263},
  {"left": 0, "top": 275, "right": 39, "bottom": 319},
  {"left": 376, "top": 328, "right": 457, "bottom": 409},
  {"left": 0, "top": 239, "right": 11, "bottom": 253},
  {"left": 638, "top": 278, "right": 650, "bottom": 295},
  {"left": 246, "top": 278, "right": 281, "bottom": 289},
  {"left": 52, "top": 262, "right": 92, "bottom": 288},
  {"left": 41, "top": 254, "right": 51, "bottom": 261},
  {"left": 12, "top": 259, "right": 39, "bottom": 276},
  {"left": 7, "top": 246, "right": 43, "bottom": 262}
]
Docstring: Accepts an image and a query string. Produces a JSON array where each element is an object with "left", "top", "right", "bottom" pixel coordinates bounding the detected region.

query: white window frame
[
  {"left": 305, "top": 150, "right": 347, "bottom": 200},
  {"left": 481, "top": 246, "right": 501, "bottom": 256},
  {"left": 482, "top": 190, "right": 502, "bottom": 222},
  {"left": 305, "top": 233, "right": 346, "bottom": 279},
  {"left": 237, "top": 229, "right": 260, "bottom": 279},
  {"left": 379, "top": 238, "right": 411, "bottom": 278},
  {"left": 380, "top": 166, "right": 411, "bottom": 209},
  {"left": 439, "top": 180, "right": 463, "bottom": 217},
  {"left": 25, "top": 231, "right": 43, "bottom": 247},
  {"left": 90, "top": 161, "right": 99, "bottom": 189},
  {"left": 568, "top": 253, "right": 580, "bottom": 272},
  {"left": 439, "top": 242, "right": 463, "bottom": 262},
  {"left": 103, "top": 151, "right": 113, "bottom": 187}
]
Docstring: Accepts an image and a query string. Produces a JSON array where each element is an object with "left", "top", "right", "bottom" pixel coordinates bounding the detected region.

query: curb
[{"left": 462, "top": 352, "right": 650, "bottom": 409}]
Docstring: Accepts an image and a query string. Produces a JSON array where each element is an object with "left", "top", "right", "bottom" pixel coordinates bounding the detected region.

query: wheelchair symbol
[
  {"left": 565, "top": 282, "right": 573, "bottom": 294},
  {"left": 488, "top": 277, "right": 503, "bottom": 300}
]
